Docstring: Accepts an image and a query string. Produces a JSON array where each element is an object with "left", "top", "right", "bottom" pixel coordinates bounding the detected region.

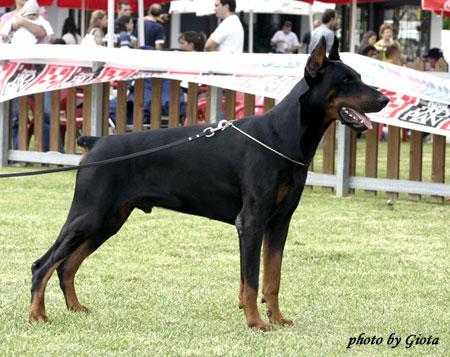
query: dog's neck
[
  {"left": 298, "top": 89, "right": 332, "bottom": 162},
  {"left": 269, "top": 79, "right": 331, "bottom": 167}
]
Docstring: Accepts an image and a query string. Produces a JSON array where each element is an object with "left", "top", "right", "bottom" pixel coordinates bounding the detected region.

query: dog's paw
[
  {"left": 248, "top": 320, "right": 274, "bottom": 332},
  {"left": 269, "top": 317, "right": 294, "bottom": 326},
  {"left": 68, "top": 304, "right": 90, "bottom": 313},
  {"left": 28, "top": 311, "right": 48, "bottom": 323}
]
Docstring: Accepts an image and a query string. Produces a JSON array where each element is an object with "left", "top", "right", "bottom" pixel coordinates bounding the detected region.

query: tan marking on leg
[
  {"left": 276, "top": 183, "right": 290, "bottom": 204},
  {"left": 29, "top": 259, "right": 63, "bottom": 322},
  {"left": 242, "top": 282, "right": 273, "bottom": 331},
  {"left": 262, "top": 238, "right": 293, "bottom": 326},
  {"left": 238, "top": 280, "right": 244, "bottom": 309},
  {"left": 61, "top": 242, "right": 92, "bottom": 312}
]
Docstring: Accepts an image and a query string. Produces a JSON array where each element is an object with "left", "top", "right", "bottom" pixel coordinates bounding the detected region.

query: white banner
[{"left": 0, "top": 45, "right": 449, "bottom": 137}]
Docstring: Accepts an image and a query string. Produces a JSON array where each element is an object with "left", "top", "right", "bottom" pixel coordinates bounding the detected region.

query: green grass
[{"left": 0, "top": 169, "right": 448, "bottom": 356}]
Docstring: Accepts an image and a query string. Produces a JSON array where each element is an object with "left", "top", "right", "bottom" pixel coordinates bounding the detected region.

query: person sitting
[
  {"left": 357, "top": 30, "right": 377, "bottom": 54},
  {"left": 384, "top": 45, "right": 404, "bottom": 66},
  {"left": 178, "top": 31, "right": 206, "bottom": 52},
  {"left": 109, "top": 79, "right": 186, "bottom": 127},
  {"left": 359, "top": 44, "right": 377, "bottom": 58},
  {"left": 423, "top": 48, "right": 444, "bottom": 71}
]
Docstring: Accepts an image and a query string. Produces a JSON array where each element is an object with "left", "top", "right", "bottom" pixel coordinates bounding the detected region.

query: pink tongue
[{"left": 348, "top": 108, "right": 373, "bottom": 130}]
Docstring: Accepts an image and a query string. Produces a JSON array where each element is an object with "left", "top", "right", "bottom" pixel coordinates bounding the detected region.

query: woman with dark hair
[
  {"left": 178, "top": 31, "right": 206, "bottom": 52},
  {"left": 61, "top": 17, "right": 81, "bottom": 44},
  {"left": 114, "top": 15, "right": 137, "bottom": 48},
  {"left": 357, "top": 30, "right": 376, "bottom": 54}
]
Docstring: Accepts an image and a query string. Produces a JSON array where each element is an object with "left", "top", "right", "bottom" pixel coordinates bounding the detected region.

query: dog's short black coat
[{"left": 29, "top": 37, "right": 388, "bottom": 330}]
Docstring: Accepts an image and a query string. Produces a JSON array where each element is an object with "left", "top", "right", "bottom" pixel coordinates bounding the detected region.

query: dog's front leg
[
  {"left": 262, "top": 217, "right": 293, "bottom": 326},
  {"left": 236, "top": 215, "right": 272, "bottom": 331}
]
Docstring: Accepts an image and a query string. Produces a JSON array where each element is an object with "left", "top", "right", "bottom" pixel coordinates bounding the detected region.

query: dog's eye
[{"left": 343, "top": 77, "right": 352, "bottom": 84}]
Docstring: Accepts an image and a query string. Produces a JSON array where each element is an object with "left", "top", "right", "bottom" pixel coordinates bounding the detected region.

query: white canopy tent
[
  {"left": 169, "top": 0, "right": 334, "bottom": 16},
  {"left": 169, "top": 0, "right": 335, "bottom": 52}
]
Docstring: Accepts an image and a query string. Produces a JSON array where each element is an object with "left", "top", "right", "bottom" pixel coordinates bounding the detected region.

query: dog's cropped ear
[
  {"left": 328, "top": 36, "right": 340, "bottom": 61},
  {"left": 305, "top": 36, "right": 327, "bottom": 81}
]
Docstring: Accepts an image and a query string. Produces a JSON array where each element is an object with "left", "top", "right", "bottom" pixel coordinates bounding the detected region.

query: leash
[
  {"left": 0, "top": 120, "right": 307, "bottom": 179},
  {"left": 227, "top": 122, "right": 308, "bottom": 167}
]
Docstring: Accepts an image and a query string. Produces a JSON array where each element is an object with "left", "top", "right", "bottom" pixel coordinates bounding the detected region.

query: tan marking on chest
[{"left": 276, "top": 183, "right": 290, "bottom": 204}]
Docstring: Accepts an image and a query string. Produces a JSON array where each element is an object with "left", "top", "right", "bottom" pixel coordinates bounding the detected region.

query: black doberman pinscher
[{"left": 29, "top": 37, "right": 388, "bottom": 330}]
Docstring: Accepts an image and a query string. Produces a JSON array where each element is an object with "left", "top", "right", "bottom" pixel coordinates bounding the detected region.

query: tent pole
[
  {"left": 138, "top": 0, "right": 145, "bottom": 47},
  {"left": 107, "top": 0, "right": 115, "bottom": 48},
  {"left": 349, "top": 0, "right": 357, "bottom": 52},
  {"left": 81, "top": 1, "right": 85, "bottom": 37},
  {"left": 248, "top": 11, "right": 254, "bottom": 53}
]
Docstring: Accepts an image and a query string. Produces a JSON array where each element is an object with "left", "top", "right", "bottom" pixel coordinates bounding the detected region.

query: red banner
[{"left": 422, "top": 0, "right": 450, "bottom": 16}]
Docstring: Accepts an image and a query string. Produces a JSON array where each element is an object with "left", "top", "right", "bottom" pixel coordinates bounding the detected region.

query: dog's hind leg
[
  {"left": 236, "top": 213, "right": 272, "bottom": 331},
  {"left": 29, "top": 256, "right": 64, "bottom": 322},
  {"left": 56, "top": 241, "right": 93, "bottom": 313},
  {"left": 262, "top": 217, "right": 293, "bottom": 326},
  {"left": 29, "top": 220, "right": 92, "bottom": 322},
  {"left": 29, "top": 205, "right": 132, "bottom": 322},
  {"left": 56, "top": 206, "right": 132, "bottom": 314}
]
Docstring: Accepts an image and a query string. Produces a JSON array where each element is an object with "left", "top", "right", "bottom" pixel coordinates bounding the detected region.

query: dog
[{"left": 29, "top": 37, "right": 388, "bottom": 330}]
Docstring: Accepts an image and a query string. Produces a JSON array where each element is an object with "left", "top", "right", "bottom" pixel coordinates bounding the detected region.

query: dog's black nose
[{"left": 379, "top": 95, "right": 389, "bottom": 107}]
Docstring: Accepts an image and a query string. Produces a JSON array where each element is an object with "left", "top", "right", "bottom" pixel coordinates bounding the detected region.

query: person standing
[
  {"left": 142, "top": 3, "right": 165, "bottom": 50},
  {"left": 85, "top": 10, "right": 108, "bottom": 46},
  {"left": 114, "top": 15, "right": 137, "bottom": 48},
  {"left": 61, "top": 17, "right": 81, "bottom": 45},
  {"left": 115, "top": 0, "right": 132, "bottom": 32},
  {"left": 0, "top": 0, "right": 47, "bottom": 42},
  {"left": 205, "top": 0, "right": 244, "bottom": 53},
  {"left": 374, "top": 23, "right": 401, "bottom": 61},
  {"left": 308, "top": 9, "right": 337, "bottom": 53},
  {"left": 0, "top": 0, "right": 50, "bottom": 44},
  {"left": 117, "top": 0, "right": 131, "bottom": 17},
  {"left": 0, "top": 0, "right": 62, "bottom": 152},
  {"left": 299, "top": 19, "right": 320, "bottom": 53},
  {"left": 270, "top": 21, "right": 300, "bottom": 54}
]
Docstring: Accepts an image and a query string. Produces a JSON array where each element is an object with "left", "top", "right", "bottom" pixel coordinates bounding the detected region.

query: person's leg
[{"left": 11, "top": 98, "right": 19, "bottom": 150}]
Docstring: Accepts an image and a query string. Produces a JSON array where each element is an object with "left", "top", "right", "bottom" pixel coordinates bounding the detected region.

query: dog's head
[{"left": 304, "top": 37, "right": 389, "bottom": 132}]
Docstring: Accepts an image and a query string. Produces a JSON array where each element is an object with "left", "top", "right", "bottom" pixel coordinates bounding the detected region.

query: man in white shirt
[
  {"left": 270, "top": 21, "right": 300, "bottom": 54},
  {"left": 205, "top": 0, "right": 244, "bottom": 53}
]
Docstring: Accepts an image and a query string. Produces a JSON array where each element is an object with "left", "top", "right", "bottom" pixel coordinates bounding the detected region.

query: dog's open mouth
[{"left": 340, "top": 107, "right": 373, "bottom": 130}]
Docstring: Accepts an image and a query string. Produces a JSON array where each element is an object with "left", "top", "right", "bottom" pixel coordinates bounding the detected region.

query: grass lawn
[{"left": 0, "top": 168, "right": 448, "bottom": 356}]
